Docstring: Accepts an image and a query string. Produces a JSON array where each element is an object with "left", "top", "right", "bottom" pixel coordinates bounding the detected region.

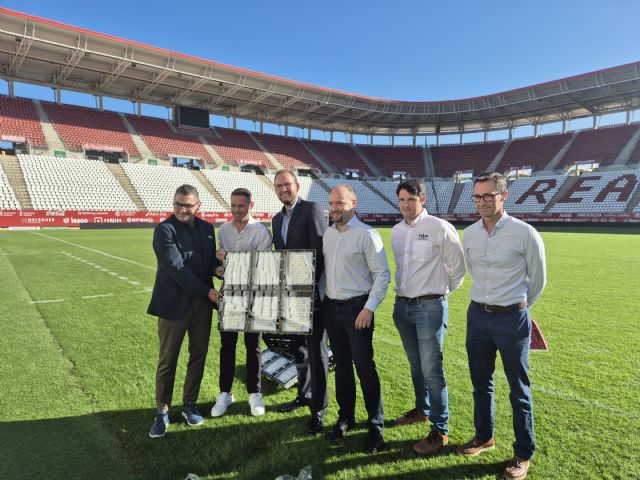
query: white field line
[
  {"left": 30, "top": 289, "right": 152, "bottom": 304},
  {"left": 60, "top": 251, "right": 142, "bottom": 286},
  {"left": 32, "top": 232, "right": 155, "bottom": 271},
  {"left": 37, "top": 251, "right": 154, "bottom": 302},
  {"left": 375, "top": 334, "right": 639, "bottom": 420}
]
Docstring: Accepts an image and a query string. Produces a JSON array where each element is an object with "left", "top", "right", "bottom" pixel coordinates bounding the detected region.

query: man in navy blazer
[
  {"left": 148, "top": 184, "right": 222, "bottom": 438},
  {"left": 270, "top": 169, "right": 329, "bottom": 435}
]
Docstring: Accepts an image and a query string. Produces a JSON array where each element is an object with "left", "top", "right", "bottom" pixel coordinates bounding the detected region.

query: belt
[
  {"left": 398, "top": 294, "right": 444, "bottom": 303},
  {"left": 327, "top": 294, "right": 368, "bottom": 305},
  {"left": 472, "top": 300, "right": 528, "bottom": 314}
]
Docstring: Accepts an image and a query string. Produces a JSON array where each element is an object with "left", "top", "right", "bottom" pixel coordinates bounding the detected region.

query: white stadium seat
[
  {"left": 120, "top": 163, "right": 225, "bottom": 212},
  {"left": 18, "top": 154, "right": 136, "bottom": 211}
]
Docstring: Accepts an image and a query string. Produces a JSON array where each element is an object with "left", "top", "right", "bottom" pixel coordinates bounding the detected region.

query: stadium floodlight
[
  {"left": 219, "top": 250, "right": 316, "bottom": 334},
  {"left": 261, "top": 349, "right": 298, "bottom": 389}
]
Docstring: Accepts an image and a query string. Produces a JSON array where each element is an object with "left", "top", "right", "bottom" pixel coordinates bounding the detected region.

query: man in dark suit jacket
[
  {"left": 147, "top": 184, "right": 222, "bottom": 438},
  {"left": 270, "top": 169, "right": 329, "bottom": 435}
]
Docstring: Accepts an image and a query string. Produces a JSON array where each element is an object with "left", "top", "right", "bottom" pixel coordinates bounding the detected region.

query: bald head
[{"left": 328, "top": 184, "right": 357, "bottom": 228}]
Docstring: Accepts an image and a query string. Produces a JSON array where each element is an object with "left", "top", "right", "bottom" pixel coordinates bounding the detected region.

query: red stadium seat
[
  {"left": 207, "top": 128, "right": 274, "bottom": 168},
  {"left": 42, "top": 102, "right": 140, "bottom": 155},
  {"left": 361, "top": 145, "right": 426, "bottom": 177},
  {"left": 0, "top": 95, "right": 47, "bottom": 147},
  {"left": 125, "top": 114, "right": 213, "bottom": 162},
  {"left": 306, "top": 139, "right": 374, "bottom": 176},
  {"left": 431, "top": 141, "right": 504, "bottom": 178}
]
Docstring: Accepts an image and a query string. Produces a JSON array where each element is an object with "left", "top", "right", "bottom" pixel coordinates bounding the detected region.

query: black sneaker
[
  {"left": 149, "top": 412, "right": 169, "bottom": 438},
  {"left": 325, "top": 418, "right": 355, "bottom": 441},
  {"left": 364, "top": 425, "right": 384, "bottom": 453}
]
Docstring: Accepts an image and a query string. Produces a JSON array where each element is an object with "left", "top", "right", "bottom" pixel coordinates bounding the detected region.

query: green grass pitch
[{"left": 0, "top": 226, "right": 639, "bottom": 480}]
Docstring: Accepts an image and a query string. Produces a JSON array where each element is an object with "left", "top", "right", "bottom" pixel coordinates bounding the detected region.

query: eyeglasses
[
  {"left": 174, "top": 202, "right": 198, "bottom": 210},
  {"left": 275, "top": 182, "right": 295, "bottom": 190},
  {"left": 471, "top": 192, "right": 503, "bottom": 203}
]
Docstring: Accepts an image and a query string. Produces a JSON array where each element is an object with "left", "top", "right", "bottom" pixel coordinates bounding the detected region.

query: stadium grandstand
[{"left": 1, "top": 7, "right": 640, "bottom": 228}]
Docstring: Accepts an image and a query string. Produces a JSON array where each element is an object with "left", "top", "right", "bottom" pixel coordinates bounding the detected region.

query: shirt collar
[
  {"left": 404, "top": 208, "right": 428, "bottom": 227},
  {"left": 281, "top": 196, "right": 300, "bottom": 217},
  {"left": 232, "top": 216, "right": 256, "bottom": 233},
  {"left": 480, "top": 211, "right": 509, "bottom": 233},
  {"left": 332, "top": 214, "right": 359, "bottom": 232}
]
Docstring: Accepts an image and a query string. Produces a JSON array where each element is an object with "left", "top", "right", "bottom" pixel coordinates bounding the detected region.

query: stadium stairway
[
  {"left": 119, "top": 113, "right": 155, "bottom": 161},
  {"left": 298, "top": 139, "right": 336, "bottom": 174},
  {"left": 256, "top": 174, "right": 277, "bottom": 194},
  {"left": 1, "top": 156, "right": 33, "bottom": 208},
  {"left": 613, "top": 125, "right": 640, "bottom": 166},
  {"left": 248, "top": 132, "right": 284, "bottom": 170},
  {"left": 486, "top": 140, "right": 512, "bottom": 172},
  {"left": 624, "top": 181, "right": 640, "bottom": 213},
  {"left": 422, "top": 146, "right": 435, "bottom": 178},
  {"left": 350, "top": 145, "right": 383, "bottom": 177},
  {"left": 32, "top": 100, "right": 66, "bottom": 154},
  {"left": 362, "top": 180, "right": 400, "bottom": 211},
  {"left": 542, "top": 176, "right": 580, "bottom": 213},
  {"left": 198, "top": 136, "right": 225, "bottom": 167},
  {"left": 106, "top": 163, "right": 145, "bottom": 210},
  {"left": 543, "top": 131, "right": 579, "bottom": 172},
  {"left": 313, "top": 177, "right": 332, "bottom": 194},
  {"left": 447, "top": 182, "right": 466, "bottom": 214},
  {"left": 191, "top": 170, "right": 230, "bottom": 210}
]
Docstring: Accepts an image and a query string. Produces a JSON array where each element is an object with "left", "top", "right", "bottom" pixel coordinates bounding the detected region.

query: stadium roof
[{"left": 1, "top": 7, "right": 640, "bottom": 136}]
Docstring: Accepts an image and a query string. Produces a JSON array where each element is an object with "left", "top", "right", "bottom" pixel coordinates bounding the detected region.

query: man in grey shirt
[
  {"left": 457, "top": 172, "right": 546, "bottom": 480},
  {"left": 322, "top": 184, "right": 390, "bottom": 454}
]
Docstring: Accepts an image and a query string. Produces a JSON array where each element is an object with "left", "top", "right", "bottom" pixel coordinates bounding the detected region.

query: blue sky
[{"left": 2, "top": 0, "right": 639, "bottom": 142}]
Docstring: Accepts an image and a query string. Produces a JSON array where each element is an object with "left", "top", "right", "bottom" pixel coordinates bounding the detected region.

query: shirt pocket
[{"left": 413, "top": 238, "right": 434, "bottom": 263}]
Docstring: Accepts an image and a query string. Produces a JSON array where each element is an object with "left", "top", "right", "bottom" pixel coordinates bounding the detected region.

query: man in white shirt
[
  {"left": 210, "top": 188, "right": 272, "bottom": 418},
  {"left": 457, "top": 172, "right": 546, "bottom": 480},
  {"left": 391, "top": 179, "right": 465, "bottom": 456},
  {"left": 322, "top": 184, "right": 390, "bottom": 454}
]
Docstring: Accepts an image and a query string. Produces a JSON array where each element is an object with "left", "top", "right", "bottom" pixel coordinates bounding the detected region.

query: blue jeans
[
  {"left": 393, "top": 296, "right": 449, "bottom": 434},
  {"left": 466, "top": 301, "right": 535, "bottom": 460}
]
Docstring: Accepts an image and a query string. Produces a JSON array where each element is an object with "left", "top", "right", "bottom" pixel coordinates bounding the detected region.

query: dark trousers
[
  {"left": 155, "top": 297, "right": 212, "bottom": 411},
  {"left": 466, "top": 302, "right": 535, "bottom": 460},
  {"left": 290, "top": 308, "right": 329, "bottom": 415},
  {"left": 219, "top": 331, "right": 261, "bottom": 394},
  {"left": 324, "top": 297, "right": 384, "bottom": 426}
]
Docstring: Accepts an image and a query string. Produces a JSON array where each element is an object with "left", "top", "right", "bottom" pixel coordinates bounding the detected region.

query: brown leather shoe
[
  {"left": 504, "top": 457, "right": 530, "bottom": 479},
  {"left": 455, "top": 436, "right": 496, "bottom": 456},
  {"left": 413, "top": 429, "right": 448, "bottom": 455},
  {"left": 395, "top": 408, "right": 429, "bottom": 426}
]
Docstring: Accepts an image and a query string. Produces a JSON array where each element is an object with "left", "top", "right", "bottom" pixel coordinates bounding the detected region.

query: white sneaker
[
  {"left": 211, "top": 392, "right": 234, "bottom": 417},
  {"left": 248, "top": 393, "right": 265, "bottom": 416}
]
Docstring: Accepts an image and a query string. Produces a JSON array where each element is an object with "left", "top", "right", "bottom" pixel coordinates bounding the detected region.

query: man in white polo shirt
[
  {"left": 391, "top": 179, "right": 466, "bottom": 455},
  {"left": 210, "top": 188, "right": 272, "bottom": 418}
]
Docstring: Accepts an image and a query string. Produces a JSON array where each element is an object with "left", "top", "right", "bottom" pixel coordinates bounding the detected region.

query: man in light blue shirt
[
  {"left": 458, "top": 172, "right": 546, "bottom": 480},
  {"left": 322, "top": 184, "right": 390, "bottom": 454}
]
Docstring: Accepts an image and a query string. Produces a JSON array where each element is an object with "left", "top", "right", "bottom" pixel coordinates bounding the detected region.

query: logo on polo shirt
[{"left": 418, "top": 233, "right": 430, "bottom": 240}]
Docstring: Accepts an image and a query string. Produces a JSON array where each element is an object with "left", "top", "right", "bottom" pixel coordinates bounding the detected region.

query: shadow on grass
[
  {"left": 2, "top": 407, "right": 509, "bottom": 480},
  {"left": 324, "top": 435, "right": 507, "bottom": 480}
]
